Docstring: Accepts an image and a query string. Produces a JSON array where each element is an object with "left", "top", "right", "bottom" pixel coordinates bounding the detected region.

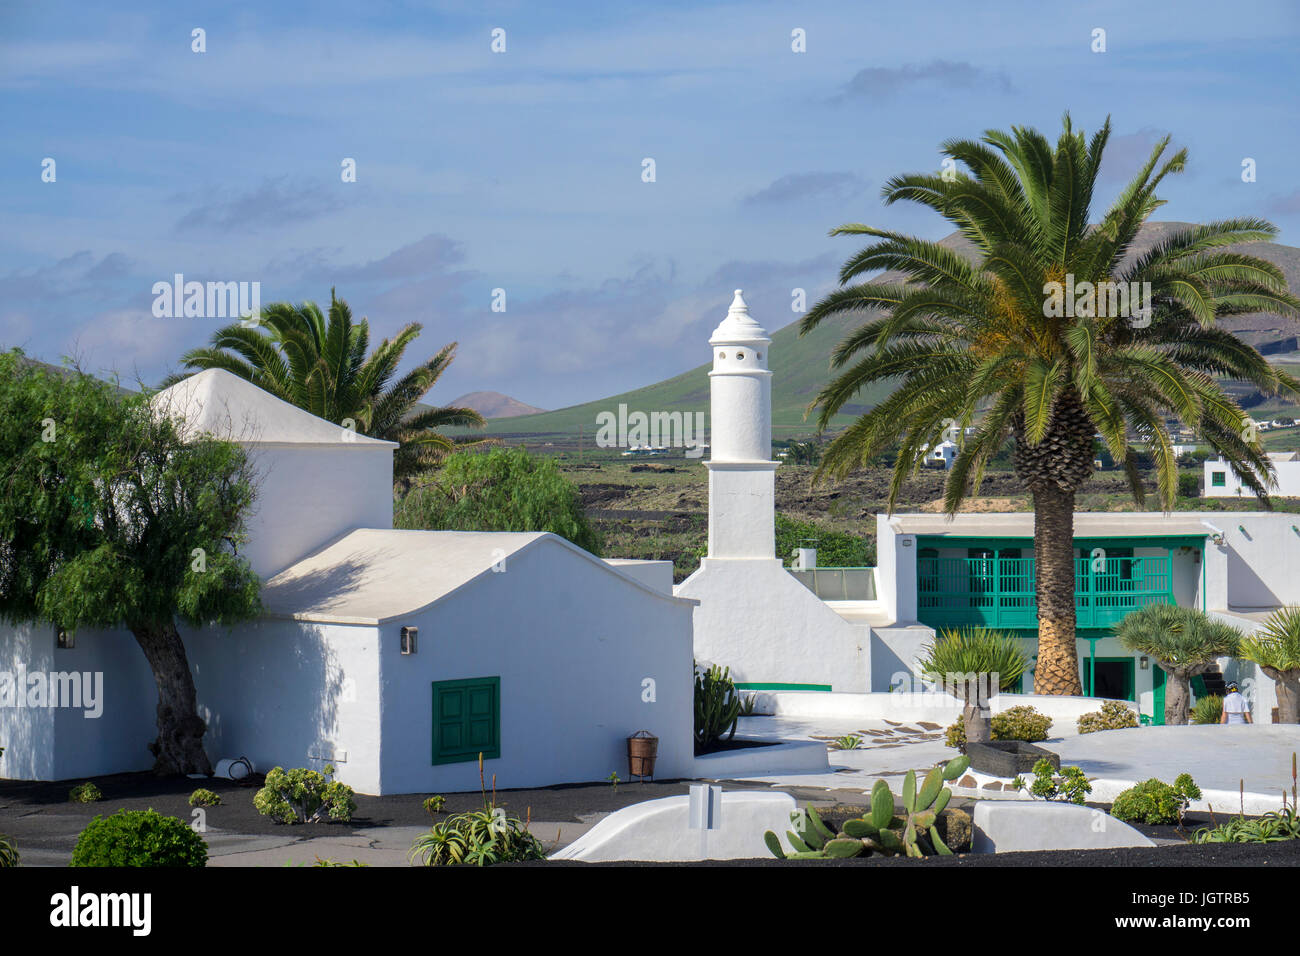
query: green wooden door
[
  {"left": 432, "top": 677, "right": 500, "bottom": 765},
  {"left": 1152, "top": 667, "right": 1166, "bottom": 726}
]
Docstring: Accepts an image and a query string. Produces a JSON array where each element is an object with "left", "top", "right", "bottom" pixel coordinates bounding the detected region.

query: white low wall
[
  {"left": 751, "top": 690, "right": 1136, "bottom": 729},
  {"left": 551, "top": 790, "right": 795, "bottom": 862},
  {"left": 972, "top": 801, "right": 1155, "bottom": 853},
  {"left": 693, "top": 737, "right": 829, "bottom": 777}
]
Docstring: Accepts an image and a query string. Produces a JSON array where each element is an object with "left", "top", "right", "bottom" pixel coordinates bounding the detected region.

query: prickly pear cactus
[{"left": 764, "top": 755, "right": 970, "bottom": 860}]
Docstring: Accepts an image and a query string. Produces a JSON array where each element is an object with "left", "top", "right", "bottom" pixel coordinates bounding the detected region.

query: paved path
[{"left": 712, "top": 716, "right": 1300, "bottom": 814}]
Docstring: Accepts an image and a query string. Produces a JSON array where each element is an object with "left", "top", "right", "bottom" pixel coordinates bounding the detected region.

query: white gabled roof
[
  {"left": 151, "top": 368, "right": 397, "bottom": 448},
  {"left": 260, "top": 528, "right": 696, "bottom": 625}
]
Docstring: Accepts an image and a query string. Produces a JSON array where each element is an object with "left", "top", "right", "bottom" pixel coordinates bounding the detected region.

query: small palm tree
[
  {"left": 1239, "top": 607, "right": 1300, "bottom": 723},
  {"left": 173, "top": 290, "right": 492, "bottom": 483},
  {"left": 920, "top": 627, "right": 1028, "bottom": 744},
  {"left": 1115, "top": 604, "right": 1242, "bottom": 725},
  {"left": 802, "top": 114, "right": 1300, "bottom": 696}
]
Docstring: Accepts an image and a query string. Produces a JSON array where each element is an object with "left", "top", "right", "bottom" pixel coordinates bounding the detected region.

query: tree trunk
[
  {"left": 130, "top": 621, "right": 212, "bottom": 775},
  {"left": 1263, "top": 667, "right": 1300, "bottom": 723},
  {"left": 1032, "top": 485, "right": 1083, "bottom": 695},
  {"left": 962, "top": 701, "right": 992, "bottom": 744},
  {"left": 1164, "top": 666, "right": 1192, "bottom": 726}
]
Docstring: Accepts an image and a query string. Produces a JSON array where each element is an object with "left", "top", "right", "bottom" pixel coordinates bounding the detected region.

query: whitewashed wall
[
  {"left": 240, "top": 444, "right": 393, "bottom": 579},
  {"left": 677, "top": 557, "right": 871, "bottom": 693},
  {"left": 376, "top": 537, "right": 696, "bottom": 795}
]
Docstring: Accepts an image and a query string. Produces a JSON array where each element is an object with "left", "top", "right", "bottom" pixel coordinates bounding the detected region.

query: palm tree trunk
[
  {"left": 1033, "top": 485, "right": 1083, "bottom": 695},
  {"left": 130, "top": 621, "right": 213, "bottom": 775},
  {"left": 962, "top": 700, "right": 992, "bottom": 744},
  {"left": 1164, "top": 666, "right": 1192, "bottom": 725}
]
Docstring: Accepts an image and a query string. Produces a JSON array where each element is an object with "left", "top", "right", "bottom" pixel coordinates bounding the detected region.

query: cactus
[
  {"left": 694, "top": 662, "right": 742, "bottom": 750},
  {"left": 762, "top": 755, "right": 970, "bottom": 860}
]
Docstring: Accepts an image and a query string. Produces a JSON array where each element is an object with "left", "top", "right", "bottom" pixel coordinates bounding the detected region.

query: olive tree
[{"left": 0, "top": 352, "right": 261, "bottom": 774}]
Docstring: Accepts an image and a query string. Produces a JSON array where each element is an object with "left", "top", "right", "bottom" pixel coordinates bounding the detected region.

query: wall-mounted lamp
[
  {"left": 1238, "top": 525, "right": 1247, "bottom": 535},
  {"left": 1210, "top": 533, "right": 1224, "bottom": 546},
  {"left": 1139, "top": 656, "right": 1149, "bottom": 670},
  {"left": 400, "top": 626, "right": 418, "bottom": 655},
  {"left": 56, "top": 627, "right": 74, "bottom": 650},
  {"left": 901, "top": 537, "right": 914, "bottom": 548},
  {"left": 1292, "top": 525, "right": 1299, "bottom": 536}
]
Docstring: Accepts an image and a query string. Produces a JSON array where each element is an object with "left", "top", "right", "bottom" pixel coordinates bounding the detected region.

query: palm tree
[
  {"left": 801, "top": 114, "right": 1300, "bottom": 694},
  {"left": 919, "top": 627, "right": 1027, "bottom": 744},
  {"left": 1115, "top": 604, "right": 1242, "bottom": 725},
  {"left": 1239, "top": 606, "right": 1300, "bottom": 723},
  {"left": 173, "top": 290, "right": 492, "bottom": 483}
]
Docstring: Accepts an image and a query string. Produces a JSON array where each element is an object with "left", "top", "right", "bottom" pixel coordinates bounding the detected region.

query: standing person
[{"left": 1220, "top": 683, "right": 1253, "bottom": 725}]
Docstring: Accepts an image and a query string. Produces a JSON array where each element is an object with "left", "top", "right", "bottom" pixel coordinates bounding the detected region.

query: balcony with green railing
[{"left": 917, "top": 553, "right": 1175, "bottom": 629}]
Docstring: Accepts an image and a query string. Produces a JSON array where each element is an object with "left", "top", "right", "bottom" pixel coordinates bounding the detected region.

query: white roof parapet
[{"left": 888, "top": 513, "right": 1213, "bottom": 538}]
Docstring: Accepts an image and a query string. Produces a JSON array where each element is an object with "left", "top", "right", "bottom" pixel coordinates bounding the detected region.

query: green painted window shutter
[
  {"left": 1211, "top": 471, "right": 1226, "bottom": 487},
  {"left": 432, "top": 677, "right": 500, "bottom": 765}
]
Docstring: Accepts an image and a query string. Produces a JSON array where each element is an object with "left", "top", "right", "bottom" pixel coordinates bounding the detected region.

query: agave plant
[
  {"left": 919, "top": 627, "right": 1028, "bottom": 744},
  {"left": 1239, "top": 606, "right": 1300, "bottom": 723},
  {"left": 0, "top": 834, "right": 18, "bottom": 868},
  {"left": 1115, "top": 604, "right": 1242, "bottom": 724}
]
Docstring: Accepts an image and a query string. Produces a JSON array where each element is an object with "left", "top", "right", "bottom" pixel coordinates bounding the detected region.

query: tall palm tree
[
  {"left": 802, "top": 114, "right": 1300, "bottom": 695},
  {"left": 173, "top": 290, "right": 492, "bottom": 482}
]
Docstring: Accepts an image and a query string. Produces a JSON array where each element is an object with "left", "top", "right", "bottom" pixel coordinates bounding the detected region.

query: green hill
[{"left": 485, "top": 222, "right": 1300, "bottom": 441}]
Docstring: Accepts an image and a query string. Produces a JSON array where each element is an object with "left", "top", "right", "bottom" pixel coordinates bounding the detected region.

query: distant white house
[
  {"left": 0, "top": 369, "right": 695, "bottom": 793},
  {"left": 918, "top": 439, "right": 958, "bottom": 470},
  {"left": 1204, "top": 453, "right": 1300, "bottom": 498}
]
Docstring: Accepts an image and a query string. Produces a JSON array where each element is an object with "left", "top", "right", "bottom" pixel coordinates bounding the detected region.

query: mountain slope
[
  {"left": 450, "top": 391, "right": 547, "bottom": 419},
  {"left": 487, "top": 222, "right": 1300, "bottom": 437}
]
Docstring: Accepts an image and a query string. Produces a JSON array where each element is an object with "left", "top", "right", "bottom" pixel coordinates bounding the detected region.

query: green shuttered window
[{"left": 432, "top": 676, "right": 500, "bottom": 765}]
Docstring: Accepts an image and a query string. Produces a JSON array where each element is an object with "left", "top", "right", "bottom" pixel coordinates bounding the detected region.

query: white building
[
  {"left": 1204, "top": 453, "right": 1300, "bottom": 498},
  {"left": 676, "top": 292, "right": 871, "bottom": 692},
  {"left": 919, "top": 439, "right": 958, "bottom": 469},
  {"left": 0, "top": 369, "right": 696, "bottom": 793}
]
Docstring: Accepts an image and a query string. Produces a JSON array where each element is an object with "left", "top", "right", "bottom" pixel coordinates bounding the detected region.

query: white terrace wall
[
  {"left": 377, "top": 538, "right": 696, "bottom": 795},
  {"left": 1210, "top": 514, "right": 1300, "bottom": 609},
  {"left": 241, "top": 444, "right": 394, "bottom": 579}
]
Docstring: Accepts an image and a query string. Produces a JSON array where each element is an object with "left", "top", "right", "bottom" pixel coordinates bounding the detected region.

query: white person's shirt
[{"left": 1222, "top": 690, "right": 1250, "bottom": 724}]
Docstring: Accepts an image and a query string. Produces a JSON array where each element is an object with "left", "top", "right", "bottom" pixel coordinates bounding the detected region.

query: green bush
[
  {"left": 68, "top": 782, "right": 102, "bottom": 803},
  {"left": 1111, "top": 774, "right": 1202, "bottom": 826},
  {"left": 0, "top": 833, "right": 18, "bottom": 867},
  {"left": 70, "top": 809, "right": 207, "bottom": 867},
  {"left": 694, "top": 661, "right": 741, "bottom": 752},
  {"left": 944, "top": 706, "right": 1052, "bottom": 751},
  {"left": 254, "top": 765, "right": 356, "bottom": 824},
  {"left": 408, "top": 806, "right": 546, "bottom": 866},
  {"left": 1077, "top": 700, "right": 1139, "bottom": 734},
  {"left": 424, "top": 795, "right": 446, "bottom": 818},
  {"left": 1010, "top": 758, "right": 1092, "bottom": 805},
  {"left": 775, "top": 514, "right": 874, "bottom": 567},
  {"left": 188, "top": 788, "right": 221, "bottom": 808},
  {"left": 1177, "top": 472, "right": 1200, "bottom": 498},
  {"left": 1191, "top": 695, "right": 1223, "bottom": 725},
  {"left": 395, "top": 447, "right": 601, "bottom": 554}
]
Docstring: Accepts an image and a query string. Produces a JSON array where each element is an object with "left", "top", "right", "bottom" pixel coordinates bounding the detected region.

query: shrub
[
  {"left": 254, "top": 765, "right": 356, "bottom": 824},
  {"left": 69, "top": 782, "right": 102, "bottom": 803},
  {"left": 944, "top": 705, "right": 1052, "bottom": 751},
  {"left": 1011, "top": 758, "right": 1092, "bottom": 805},
  {"left": 831, "top": 734, "right": 863, "bottom": 751},
  {"left": 424, "top": 795, "right": 446, "bottom": 818},
  {"left": 0, "top": 834, "right": 18, "bottom": 867},
  {"left": 1077, "top": 700, "right": 1139, "bottom": 734},
  {"left": 1191, "top": 695, "right": 1223, "bottom": 725},
  {"left": 70, "top": 809, "right": 207, "bottom": 867},
  {"left": 395, "top": 447, "right": 601, "bottom": 554},
  {"left": 694, "top": 661, "right": 741, "bottom": 752},
  {"left": 774, "top": 514, "right": 874, "bottom": 567},
  {"left": 408, "top": 807, "right": 546, "bottom": 866},
  {"left": 1177, "top": 472, "right": 1199, "bottom": 498},
  {"left": 188, "top": 788, "right": 221, "bottom": 808},
  {"left": 1110, "top": 774, "right": 1202, "bottom": 826}
]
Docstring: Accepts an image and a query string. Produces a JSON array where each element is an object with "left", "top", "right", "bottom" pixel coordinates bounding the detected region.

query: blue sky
[{"left": 3, "top": 0, "right": 1299, "bottom": 409}]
